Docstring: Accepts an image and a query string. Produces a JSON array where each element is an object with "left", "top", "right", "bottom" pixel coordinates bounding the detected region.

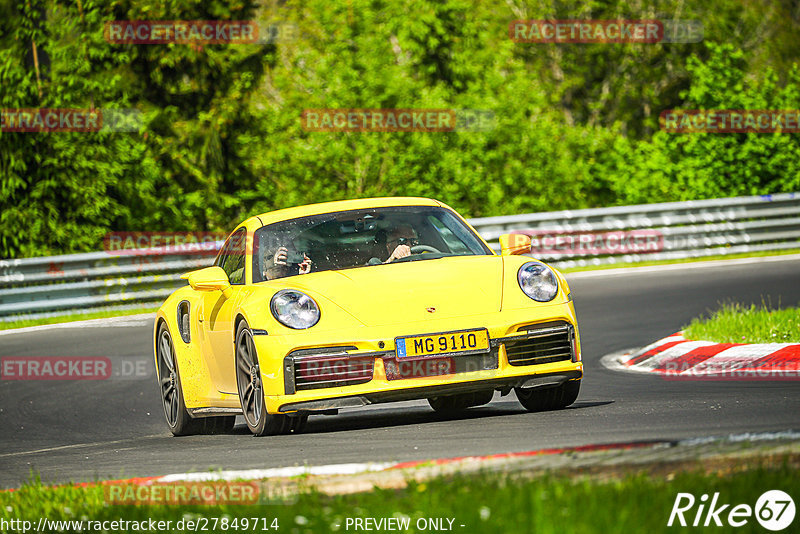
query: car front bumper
[{"left": 254, "top": 300, "right": 583, "bottom": 414}]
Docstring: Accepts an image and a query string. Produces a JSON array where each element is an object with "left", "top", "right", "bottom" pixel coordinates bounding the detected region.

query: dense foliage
[{"left": 1, "top": 0, "right": 799, "bottom": 258}]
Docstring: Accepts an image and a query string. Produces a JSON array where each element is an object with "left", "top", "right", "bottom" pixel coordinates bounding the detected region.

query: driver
[{"left": 382, "top": 224, "right": 419, "bottom": 264}]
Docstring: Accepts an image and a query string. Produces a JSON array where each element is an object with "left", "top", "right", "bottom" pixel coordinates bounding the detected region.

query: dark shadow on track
[
  {"left": 567, "top": 400, "right": 615, "bottom": 409},
  {"left": 205, "top": 399, "right": 615, "bottom": 436}
]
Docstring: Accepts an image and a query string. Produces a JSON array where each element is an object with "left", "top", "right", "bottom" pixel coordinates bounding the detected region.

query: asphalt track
[{"left": 1, "top": 257, "right": 799, "bottom": 488}]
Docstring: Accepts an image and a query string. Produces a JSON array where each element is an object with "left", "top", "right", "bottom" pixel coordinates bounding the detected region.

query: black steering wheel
[{"left": 410, "top": 244, "right": 441, "bottom": 254}]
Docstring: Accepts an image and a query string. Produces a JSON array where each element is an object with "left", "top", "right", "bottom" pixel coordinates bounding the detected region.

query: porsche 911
[{"left": 153, "top": 197, "right": 583, "bottom": 436}]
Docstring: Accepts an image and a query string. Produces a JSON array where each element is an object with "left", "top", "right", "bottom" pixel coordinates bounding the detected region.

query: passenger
[{"left": 263, "top": 246, "right": 312, "bottom": 280}]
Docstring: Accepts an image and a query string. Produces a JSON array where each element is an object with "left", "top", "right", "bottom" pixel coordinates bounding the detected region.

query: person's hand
[
  {"left": 273, "top": 247, "right": 288, "bottom": 266},
  {"left": 385, "top": 244, "right": 411, "bottom": 263},
  {"left": 298, "top": 254, "right": 312, "bottom": 274}
]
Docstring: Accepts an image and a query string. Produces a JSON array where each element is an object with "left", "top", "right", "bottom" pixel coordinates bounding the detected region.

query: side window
[
  {"left": 427, "top": 215, "right": 471, "bottom": 254},
  {"left": 215, "top": 228, "right": 247, "bottom": 285}
]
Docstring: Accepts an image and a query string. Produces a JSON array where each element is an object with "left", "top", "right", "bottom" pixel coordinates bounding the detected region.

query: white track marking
[
  {"left": 0, "top": 314, "right": 155, "bottom": 336},
  {"left": 0, "top": 435, "right": 165, "bottom": 458},
  {"left": 680, "top": 430, "right": 800, "bottom": 445},
  {"left": 157, "top": 463, "right": 396, "bottom": 483}
]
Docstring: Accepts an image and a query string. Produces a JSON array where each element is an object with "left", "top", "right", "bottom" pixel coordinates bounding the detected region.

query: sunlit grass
[
  {"left": 0, "top": 457, "right": 797, "bottom": 533},
  {"left": 684, "top": 302, "right": 800, "bottom": 343}
]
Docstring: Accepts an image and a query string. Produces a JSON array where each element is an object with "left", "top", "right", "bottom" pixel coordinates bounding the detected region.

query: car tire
[
  {"left": 428, "top": 390, "right": 494, "bottom": 413},
  {"left": 157, "top": 323, "right": 200, "bottom": 436},
  {"left": 235, "top": 320, "right": 288, "bottom": 436},
  {"left": 515, "top": 379, "right": 580, "bottom": 412},
  {"left": 158, "top": 323, "right": 236, "bottom": 436}
]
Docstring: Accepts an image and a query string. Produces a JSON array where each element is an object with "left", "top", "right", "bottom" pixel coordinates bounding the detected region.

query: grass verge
[
  {"left": 0, "top": 307, "right": 158, "bottom": 331},
  {"left": 683, "top": 302, "right": 800, "bottom": 343},
  {"left": 1, "top": 455, "right": 797, "bottom": 534}
]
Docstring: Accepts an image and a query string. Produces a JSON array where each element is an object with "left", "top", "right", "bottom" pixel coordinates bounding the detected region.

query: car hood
[{"left": 289, "top": 255, "right": 503, "bottom": 327}]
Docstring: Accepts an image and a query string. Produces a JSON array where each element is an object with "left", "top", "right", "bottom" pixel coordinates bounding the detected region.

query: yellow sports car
[{"left": 153, "top": 197, "right": 583, "bottom": 436}]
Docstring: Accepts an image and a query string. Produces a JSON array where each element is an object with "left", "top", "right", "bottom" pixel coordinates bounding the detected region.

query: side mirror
[
  {"left": 181, "top": 266, "right": 232, "bottom": 298},
  {"left": 499, "top": 233, "right": 531, "bottom": 256}
]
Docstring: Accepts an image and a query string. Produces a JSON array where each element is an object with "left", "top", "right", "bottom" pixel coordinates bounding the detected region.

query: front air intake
[
  {"left": 294, "top": 355, "right": 375, "bottom": 391},
  {"left": 504, "top": 325, "right": 574, "bottom": 366},
  {"left": 284, "top": 346, "right": 378, "bottom": 394}
]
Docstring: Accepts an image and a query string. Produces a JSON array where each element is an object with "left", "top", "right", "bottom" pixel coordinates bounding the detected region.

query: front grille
[
  {"left": 294, "top": 355, "right": 374, "bottom": 391},
  {"left": 284, "top": 346, "right": 379, "bottom": 393},
  {"left": 504, "top": 325, "right": 574, "bottom": 366}
]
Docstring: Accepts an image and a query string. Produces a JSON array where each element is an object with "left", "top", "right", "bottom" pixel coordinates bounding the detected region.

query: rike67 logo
[{"left": 668, "top": 490, "right": 795, "bottom": 530}]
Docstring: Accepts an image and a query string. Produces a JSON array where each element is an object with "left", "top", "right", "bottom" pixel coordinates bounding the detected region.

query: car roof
[{"left": 245, "top": 197, "right": 444, "bottom": 228}]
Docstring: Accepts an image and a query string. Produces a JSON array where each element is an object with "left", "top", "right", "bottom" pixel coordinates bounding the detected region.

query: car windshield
[{"left": 252, "top": 205, "right": 492, "bottom": 282}]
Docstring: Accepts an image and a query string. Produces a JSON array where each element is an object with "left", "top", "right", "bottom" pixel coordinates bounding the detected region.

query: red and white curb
[
  {"left": 132, "top": 442, "right": 658, "bottom": 485},
  {"left": 0, "top": 441, "right": 670, "bottom": 492},
  {"left": 601, "top": 332, "right": 800, "bottom": 379}
]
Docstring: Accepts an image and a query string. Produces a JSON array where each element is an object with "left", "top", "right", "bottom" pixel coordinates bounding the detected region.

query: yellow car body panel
[{"left": 154, "top": 197, "right": 582, "bottom": 420}]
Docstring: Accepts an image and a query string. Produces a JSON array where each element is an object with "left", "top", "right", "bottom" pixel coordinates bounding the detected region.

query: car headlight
[
  {"left": 270, "top": 289, "right": 320, "bottom": 329},
  {"left": 517, "top": 261, "right": 559, "bottom": 302}
]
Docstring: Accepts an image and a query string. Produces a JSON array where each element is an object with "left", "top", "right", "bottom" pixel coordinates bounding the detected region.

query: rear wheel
[
  {"left": 158, "top": 324, "right": 234, "bottom": 435},
  {"left": 515, "top": 379, "right": 580, "bottom": 412},
  {"left": 236, "top": 320, "right": 289, "bottom": 436},
  {"left": 428, "top": 390, "right": 494, "bottom": 413}
]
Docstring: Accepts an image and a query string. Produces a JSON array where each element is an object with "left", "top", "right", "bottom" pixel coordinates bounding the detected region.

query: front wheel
[
  {"left": 515, "top": 379, "right": 580, "bottom": 412},
  {"left": 157, "top": 324, "right": 233, "bottom": 435},
  {"left": 235, "top": 320, "right": 289, "bottom": 436}
]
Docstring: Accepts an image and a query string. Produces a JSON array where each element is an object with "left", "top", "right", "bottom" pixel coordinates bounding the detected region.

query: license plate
[{"left": 395, "top": 328, "right": 490, "bottom": 358}]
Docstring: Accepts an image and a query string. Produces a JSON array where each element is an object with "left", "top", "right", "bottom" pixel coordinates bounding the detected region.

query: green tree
[{"left": 608, "top": 43, "right": 800, "bottom": 204}]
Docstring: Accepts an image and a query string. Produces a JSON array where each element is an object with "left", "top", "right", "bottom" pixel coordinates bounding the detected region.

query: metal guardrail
[
  {"left": 473, "top": 192, "right": 800, "bottom": 265},
  {"left": 0, "top": 250, "right": 214, "bottom": 321},
  {"left": 1, "top": 193, "right": 798, "bottom": 321}
]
